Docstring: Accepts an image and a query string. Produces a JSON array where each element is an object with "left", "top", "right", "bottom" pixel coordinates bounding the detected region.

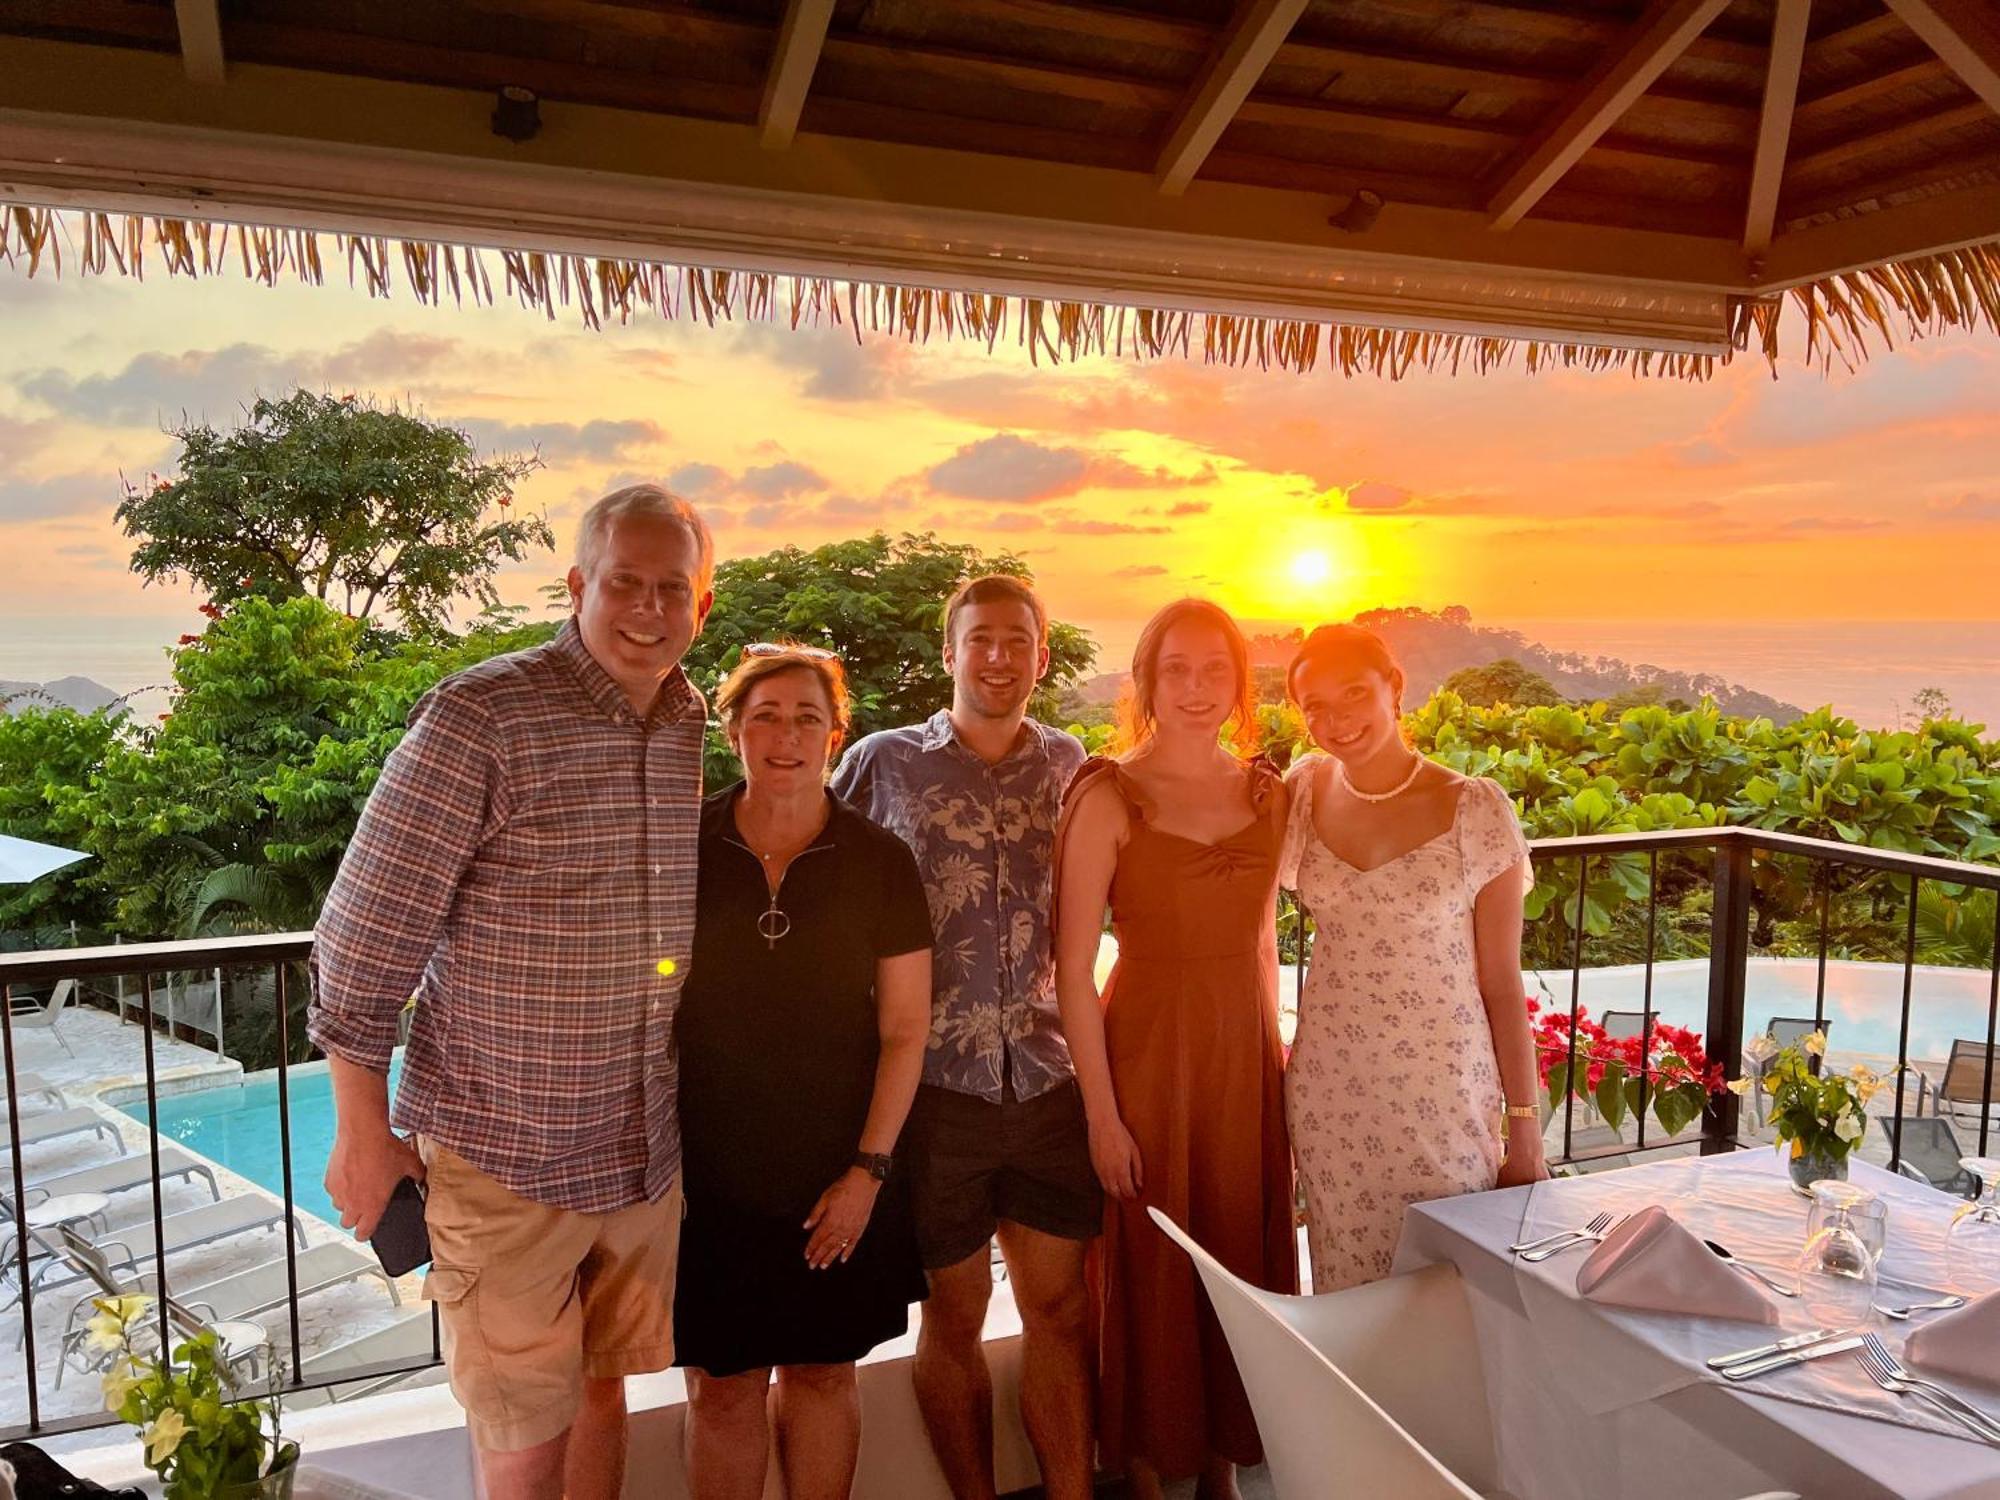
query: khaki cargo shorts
[{"left": 416, "top": 1137, "right": 682, "bottom": 1452}]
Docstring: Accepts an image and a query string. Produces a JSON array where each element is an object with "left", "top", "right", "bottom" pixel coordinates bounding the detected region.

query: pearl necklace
[{"left": 1335, "top": 754, "right": 1425, "bottom": 803}]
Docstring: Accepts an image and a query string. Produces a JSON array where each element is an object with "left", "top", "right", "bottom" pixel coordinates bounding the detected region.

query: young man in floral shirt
[{"left": 832, "top": 575, "right": 1096, "bottom": 1500}]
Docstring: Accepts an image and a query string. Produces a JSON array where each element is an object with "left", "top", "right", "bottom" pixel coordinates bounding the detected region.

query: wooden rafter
[
  {"left": 760, "top": 0, "right": 834, "bottom": 150},
  {"left": 172, "top": 0, "right": 223, "bottom": 85},
  {"left": 1155, "top": 0, "right": 1309, "bottom": 195},
  {"left": 1880, "top": 0, "right": 2000, "bottom": 115},
  {"left": 1486, "top": 0, "right": 1735, "bottom": 229},
  {"left": 1745, "top": 0, "right": 1809, "bottom": 254},
  {"left": 1788, "top": 100, "right": 1994, "bottom": 179},
  {"left": 1793, "top": 58, "right": 1954, "bottom": 133}
]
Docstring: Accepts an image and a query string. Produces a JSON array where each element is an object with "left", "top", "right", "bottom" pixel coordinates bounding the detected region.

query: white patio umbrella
[{"left": 0, "top": 833, "right": 89, "bottom": 885}]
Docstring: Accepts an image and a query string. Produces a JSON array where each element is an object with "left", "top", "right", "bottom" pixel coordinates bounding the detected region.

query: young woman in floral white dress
[{"left": 1281, "top": 625, "right": 1549, "bottom": 1291}]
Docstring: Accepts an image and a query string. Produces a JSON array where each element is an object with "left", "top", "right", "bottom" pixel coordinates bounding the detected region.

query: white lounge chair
[
  {"left": 52, "top": 1225, "right": 271, "bottom": 1391},
  {"left": 0, "top": 1105, "right": 125, "bottom": 1156},
  {"left": 58, "top": 1241, "right": 401, "bottom": 1376},
  {"left": 8, "top": 979, "right": 78, "bottom": 1057},
  {"left": 91, "top": 1195, "right": 306, "bottom": 1277},
  {"left": 295, "top": 1310, "right": 439, "bottom": 1406},
  {"left": 11, "top": 1143, "right": 221, "bottom": 1211},
  {"left": 2, "top": 1072, "right": 69, "bottom": 1115}
]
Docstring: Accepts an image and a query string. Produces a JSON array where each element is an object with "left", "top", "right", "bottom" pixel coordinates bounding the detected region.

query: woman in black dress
[{"left": 675, "top": 643, "right": 933, "bottom": 1500}]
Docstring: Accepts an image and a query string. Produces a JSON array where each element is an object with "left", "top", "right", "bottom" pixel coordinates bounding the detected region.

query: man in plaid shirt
[{"left": 311, "top": 484, "right": 712, "bottom": 1500}]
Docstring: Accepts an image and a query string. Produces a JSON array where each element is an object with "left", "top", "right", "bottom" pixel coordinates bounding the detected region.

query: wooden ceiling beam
[
  {"left": 1781, "top": 142, "right": 1999, "bottom": 220},
  {"left": 1154, "top": 0, "right": 1309, "bottom": 195},
  {"left": 1793, "top": 58, "right": 1954, "bottom": 132},
  {"left": 1807, "top": 12, "right": 1914, "bottom": 61},
  {"left": 1485, "top": 0, "right": 1735, "bottom": 229},
  {"left": 1744, "top": 0, "right": 1810, "bottom": 254},
  {"left": 760, "top": 0, "right": 835, "bottom": 150},
  {"left": 1760, "top": 180, "right": 2000, "bottom": 284},
  {"left": 1358, "top": 0, "right": 1765, "bottom": 69},
  {"left": 1788, "top": 100, "right": 1994, "bottom": 178},
  {"left": 172, "top": 0, "right": 224, "bottom": 85},
  {"left": 1879, "top": 0, "right": 2000, "bottom": 115}
]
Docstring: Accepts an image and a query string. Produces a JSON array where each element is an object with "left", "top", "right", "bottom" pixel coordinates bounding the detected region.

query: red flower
[
  {"left": 176, "top": 633, "right": 200, "bottom": 646},
  {"left": 238, "top": 576, "right": 255, "bottom": 588},
  {"left": 498, "top": 494, "right": 512, "bottom": 508},
  {"left": 198, "top": 602, "right": 223, "bottom": 620},
  {"left": 157, "top": 712, "right": 172, "bottom": 722}
]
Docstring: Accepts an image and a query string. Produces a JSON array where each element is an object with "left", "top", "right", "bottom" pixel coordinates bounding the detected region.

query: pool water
[{"left": 124, "top": 1058, "right": 403, "bottom": 1230}]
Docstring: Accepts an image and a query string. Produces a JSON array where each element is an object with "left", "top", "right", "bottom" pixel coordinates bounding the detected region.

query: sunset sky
[{"left": 4, "top": 258, "right": 1999, "bottom": 719}]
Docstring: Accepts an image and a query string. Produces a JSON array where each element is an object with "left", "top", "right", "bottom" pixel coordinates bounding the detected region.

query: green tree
[
  {"left": 118, "top": 391, "right": 553, "bottom": 634},
  {"left": 1440, "top": 658, "right": 1564, "bottom": 709},
  {"left": 686, "top": 532, "right": 1095, "bottom": 781}
]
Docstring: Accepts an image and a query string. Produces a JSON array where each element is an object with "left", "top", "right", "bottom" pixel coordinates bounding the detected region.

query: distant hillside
[
  {"left": 1350, "top": 607, "right": 1802, "bottom": 722},
  {"left": 0, "top": 676, "right": 123, "bottom": 715},
  {"left": 1075, "top": 608, "right": 1803, "bottom": 722}
]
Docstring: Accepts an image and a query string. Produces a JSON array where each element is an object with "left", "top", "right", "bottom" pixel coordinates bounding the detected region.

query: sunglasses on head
[{"left": 742, "top": 642, "right": 838, "bottom": 661}]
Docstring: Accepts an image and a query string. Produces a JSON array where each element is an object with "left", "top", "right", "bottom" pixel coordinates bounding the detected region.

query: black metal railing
[
  {"left": 5, "top": 825, "right": 2000, "bottom": 1442},
  {"left": 1282, "top": 826, "right": 2000, "bottom": 1173},
  {"left": 2, "top": 934, "right": 439, "bottom": 1441}
]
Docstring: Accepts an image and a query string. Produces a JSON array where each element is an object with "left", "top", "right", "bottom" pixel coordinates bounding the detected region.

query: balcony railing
[{"left": 5, "top": 826, "right": 1999, "bottom": 1442}]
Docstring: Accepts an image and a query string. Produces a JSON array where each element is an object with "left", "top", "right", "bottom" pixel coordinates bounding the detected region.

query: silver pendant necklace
[{"left": 1335, "top": 753, "right": 1425, "bottom": 803}]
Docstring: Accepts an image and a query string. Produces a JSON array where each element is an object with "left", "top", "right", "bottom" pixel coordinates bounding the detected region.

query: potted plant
[
  {"left": 1729, "top": 1031, "right": 1886, "bottom": 1192},
  {"left": 88, "top": 1295, "right": 299, "bottom": 1499}
]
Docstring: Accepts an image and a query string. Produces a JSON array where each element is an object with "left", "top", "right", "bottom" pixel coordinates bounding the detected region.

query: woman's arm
[
  {"left": 859, "top": 947, "right": 933, "bottom": 1157},
  {"left": 803, "top": 946, "right": 932, "bottom": 1268},
  {"left": 1054, "top": 777, "right": 1144, "bottom": 1199},
  {"left": 1473, "top": 866, "right": 1548, "bottom": 1187}
]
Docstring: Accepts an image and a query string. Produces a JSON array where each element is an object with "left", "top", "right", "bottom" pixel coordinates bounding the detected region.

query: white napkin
[
  {"left": 1574, "top": 1204, "right": 1779, "bottom": 1324},
  {"left": 1903, "top": 1288, "right": 2000, "bottom": 1387}
]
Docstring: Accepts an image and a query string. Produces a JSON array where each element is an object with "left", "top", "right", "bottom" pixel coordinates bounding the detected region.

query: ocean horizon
[{"left": 5, "top": 613, "right": 1999, "bottom": 735}]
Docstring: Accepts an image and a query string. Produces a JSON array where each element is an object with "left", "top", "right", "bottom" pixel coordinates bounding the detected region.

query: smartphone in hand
[{"left": 369, "top": 1175, "right": 432, "bottom": 1276}]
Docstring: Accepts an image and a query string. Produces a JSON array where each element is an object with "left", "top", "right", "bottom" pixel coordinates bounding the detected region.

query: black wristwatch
[{"left": 853, "top": 1151, "right": 893, "bottom": 1183}]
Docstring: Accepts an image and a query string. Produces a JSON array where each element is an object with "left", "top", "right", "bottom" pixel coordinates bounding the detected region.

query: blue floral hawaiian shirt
[{"left": 832, "top": 710, "right": 1087, "bottom": 1103}]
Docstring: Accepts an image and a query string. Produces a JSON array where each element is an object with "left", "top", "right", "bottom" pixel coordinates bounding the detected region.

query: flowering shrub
[{"left": 1527, "top": 996, "right": 1724, "bottom": 1138}]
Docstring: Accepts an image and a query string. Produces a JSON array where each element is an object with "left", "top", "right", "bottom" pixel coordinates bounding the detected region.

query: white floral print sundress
[{"left": 1280, "top": 755, "right": 1532, "bottom": 1291}]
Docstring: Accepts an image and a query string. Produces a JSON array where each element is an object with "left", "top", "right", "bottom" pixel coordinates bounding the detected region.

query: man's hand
[{"left": 327, "top": 1127, "right": 425, "bottom": 1241}]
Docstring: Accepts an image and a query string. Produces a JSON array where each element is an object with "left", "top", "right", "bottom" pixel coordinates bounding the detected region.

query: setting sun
[{"left": 1290, "top": 551, "right": 1334, "bottom": 587}]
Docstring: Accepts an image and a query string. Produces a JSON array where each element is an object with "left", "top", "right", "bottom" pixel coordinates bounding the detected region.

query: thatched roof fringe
[{"left": 3, "top": 204, "right": 1997, "bottom": 380}]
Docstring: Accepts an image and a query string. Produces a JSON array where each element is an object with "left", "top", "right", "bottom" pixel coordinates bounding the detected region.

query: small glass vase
[
  {"left": 214, "top": 1444, "right": 300, "bottom": 1500},
  {"left": 1787, "top": 1145, "right": 1848, "bottom": 1195}
]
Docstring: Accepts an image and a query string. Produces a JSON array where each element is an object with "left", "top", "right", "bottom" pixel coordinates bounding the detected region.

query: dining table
[{"left": 1393, "top": 1148, "right": 2000, "bottom": 1500}]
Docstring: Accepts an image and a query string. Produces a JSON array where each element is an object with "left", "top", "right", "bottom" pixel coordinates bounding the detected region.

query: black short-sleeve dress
[{"left": 673, "top": 785, "right": 934, "bottom": 1376}]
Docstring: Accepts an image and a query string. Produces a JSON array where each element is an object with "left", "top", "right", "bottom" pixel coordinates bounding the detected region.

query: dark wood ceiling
[{"left": 4, "top": 0, "right": 1994, "bottom": 249}]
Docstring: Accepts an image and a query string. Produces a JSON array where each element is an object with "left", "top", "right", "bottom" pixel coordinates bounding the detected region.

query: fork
[
  {"left": 1873, "top": 1294, "right": 1967, "bottom": 1321},
  {"left": 1857, "top": 1334, "right": 2000, "bottom": 1444},
  {"left": 1520, "top": 1214, "right": 1625, "bottom": 1262},
  {"left": 1509, "top": 1212, "right": 1614, "bottom": 1255}
]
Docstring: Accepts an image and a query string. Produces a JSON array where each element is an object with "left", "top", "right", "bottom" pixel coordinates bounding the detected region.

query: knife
[
  {"left": 1717, "top": 1335, "right": 1863, "bottom": 1382},
  {"left": 1705, "top": 1326, "right": 1843, "bottom": 1370}
]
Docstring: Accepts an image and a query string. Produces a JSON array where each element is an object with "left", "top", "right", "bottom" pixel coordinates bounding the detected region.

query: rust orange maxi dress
[{"left": 1058, "top": 757, "right": 1298, "bottom": 1480}]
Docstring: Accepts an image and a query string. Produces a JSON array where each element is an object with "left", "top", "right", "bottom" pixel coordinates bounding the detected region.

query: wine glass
[
  {"left": 1944, "top": 1157, "right": 2000, "bottom": 1295},
  {"left": 1797, "top": 1180, "right": 1880, "bottom": 1324}
]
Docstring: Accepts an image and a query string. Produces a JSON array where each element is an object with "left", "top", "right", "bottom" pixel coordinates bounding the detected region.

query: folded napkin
[
  {"left": 1574, "top": 1205, "right": 1779, "bottom": 1324},
  {"left": 1904, "top": 1289, "right": 2000, "bottom": 1387}
]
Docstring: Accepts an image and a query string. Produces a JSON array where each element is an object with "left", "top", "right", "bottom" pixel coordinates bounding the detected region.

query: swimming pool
[{"left": 123, "top": 1057, "right": 403, "bottom": 1230}]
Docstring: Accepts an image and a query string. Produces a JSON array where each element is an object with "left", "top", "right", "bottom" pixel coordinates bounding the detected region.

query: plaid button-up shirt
[
  {"left": 832, "top": 711, "right": 1086, "bottom": 1104},
  {"left": 309, "top": 619, "right": 703, "bottom": 1213}
]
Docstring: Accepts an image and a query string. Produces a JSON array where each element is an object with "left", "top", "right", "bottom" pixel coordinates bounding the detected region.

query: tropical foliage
[
  {"left": 117, "top": 391, "right": 552, "bottom": 635},
  {"left": 1236, "top": 693, "right": 2000, "bottom": 970}
]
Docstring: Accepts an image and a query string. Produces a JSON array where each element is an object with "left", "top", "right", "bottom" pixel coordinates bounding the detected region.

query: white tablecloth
[{"left": 1393, "top": 1150, "right": 2000, "bottom": 1500}]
